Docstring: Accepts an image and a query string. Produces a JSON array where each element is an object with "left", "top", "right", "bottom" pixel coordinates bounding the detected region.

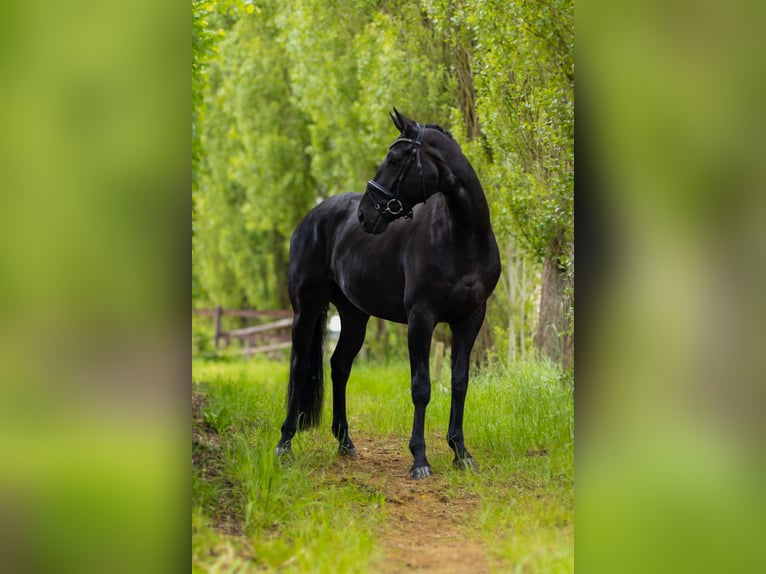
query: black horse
[{"left": 276, "top": 109, "right": 501, "bottom": 478}]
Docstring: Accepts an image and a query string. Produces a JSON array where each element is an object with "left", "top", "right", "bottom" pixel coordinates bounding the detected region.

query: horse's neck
[{"left": 442, "top": 166, "right": 493, "bottom": 236}]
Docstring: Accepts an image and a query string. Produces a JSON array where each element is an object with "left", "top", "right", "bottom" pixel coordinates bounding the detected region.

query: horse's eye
[{"left": 389, "top": 157, "right": 401, "bottom": 167}]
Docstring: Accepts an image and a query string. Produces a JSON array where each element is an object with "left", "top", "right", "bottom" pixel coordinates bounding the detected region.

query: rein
[{"left": 365, "top": 123, "right": 427, "bottom": 220}]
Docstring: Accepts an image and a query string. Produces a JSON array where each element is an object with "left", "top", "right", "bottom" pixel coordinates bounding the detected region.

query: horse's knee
[{"left": 411, "top": 378, "right": 431, "bottom": 405}]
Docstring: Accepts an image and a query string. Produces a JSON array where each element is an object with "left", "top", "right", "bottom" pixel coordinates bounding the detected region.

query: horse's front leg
[
  {"left": 407, "top": 309, "right": 435, "bottom": 479},
  {"left": 447, "top": 304, "right": 486, "bottom": 470}
]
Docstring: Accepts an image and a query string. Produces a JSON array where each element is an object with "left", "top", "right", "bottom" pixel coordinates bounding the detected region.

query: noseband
[{"left": 365, "top": 124, "right": 427, "bottom": 221}]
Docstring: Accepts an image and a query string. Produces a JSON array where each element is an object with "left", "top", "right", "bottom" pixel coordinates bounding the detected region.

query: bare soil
[{"left": 333, "top": 433, "right": 491, "bottom": 573}]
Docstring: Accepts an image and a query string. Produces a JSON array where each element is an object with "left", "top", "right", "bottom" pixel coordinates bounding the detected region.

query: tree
[
  {"left": 470, "top": 0, "right": 574, "bottom": 368},
  {"left": 195, "top": 3, "right": 315, "bottom": 309},
  {"left": 191, "top": 0, "right": 574, "bottom": 368},
  {"left": 418, "top": 0, "right": 574, "bottom": 368}
]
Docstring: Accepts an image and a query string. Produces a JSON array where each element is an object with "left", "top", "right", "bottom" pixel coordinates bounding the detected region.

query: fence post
[{"left": 213, "top": 305, "right": 222, "bottom": 348}]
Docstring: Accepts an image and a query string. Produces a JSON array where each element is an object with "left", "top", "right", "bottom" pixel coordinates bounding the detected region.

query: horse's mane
[
  {"left": 425, "top": 123, "right": 464, "bottom": 156},
  {"left": 424, "top": 123, "right": 454, "bottom": 142}
]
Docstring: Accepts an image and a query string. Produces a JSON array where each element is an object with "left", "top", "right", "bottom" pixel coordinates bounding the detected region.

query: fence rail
[
  {"left": 193, "top": 307, "right": 293, "bottom": 354},
  {"left": 193, "top": 308, "right": 292, "bottom": 318}
]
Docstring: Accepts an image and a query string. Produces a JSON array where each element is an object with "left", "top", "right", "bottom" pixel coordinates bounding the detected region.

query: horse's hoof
[
  {"left": 338, "top": 445, "right": 358, "bottom": 458},
  {"left": 410, "top": 465, "right": 432, "bottom": 479},
  {"left": 453, "top": 457, "right": 477, "bottom": 471},
  {"left": 275, "top": 441, "right": 293, "bottom": 460}
]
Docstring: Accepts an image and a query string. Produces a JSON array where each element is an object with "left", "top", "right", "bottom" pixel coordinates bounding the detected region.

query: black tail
[{"left": 296, "top": 306, "right": 327, "bottom": 430}]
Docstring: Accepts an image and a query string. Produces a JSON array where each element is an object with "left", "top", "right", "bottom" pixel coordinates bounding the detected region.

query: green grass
[{"left": 192, "top": 356, "right": 573, "bottom": 572}]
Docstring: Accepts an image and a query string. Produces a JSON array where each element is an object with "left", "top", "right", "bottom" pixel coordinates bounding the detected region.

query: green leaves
[{"left": 192, "top": 0, "right": 574, "bottom": 327}]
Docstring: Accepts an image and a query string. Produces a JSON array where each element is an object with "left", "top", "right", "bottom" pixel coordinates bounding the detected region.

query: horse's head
[{"left": 358, "top": 108, "right": 441, "bottom": 234}]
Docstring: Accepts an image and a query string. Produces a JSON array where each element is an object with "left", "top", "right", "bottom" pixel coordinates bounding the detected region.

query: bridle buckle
[{"left": 386, "top": 199, "right": 403, "bottom": 215}]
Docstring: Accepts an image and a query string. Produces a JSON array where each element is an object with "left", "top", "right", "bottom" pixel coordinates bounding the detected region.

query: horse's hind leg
[
  {"left": 276, "top": 286, "right": 331, "bottom": 457},
  {"left": 447, "top": 304, "right": 486, "bottom": 470},
  {"left": 330, "top": 296, "right": 369, "bottom": 456}
]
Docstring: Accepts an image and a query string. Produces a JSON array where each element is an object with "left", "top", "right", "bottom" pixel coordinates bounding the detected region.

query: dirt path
[
  {"left": 194, "top": 388, "right": 492, "bottom": 572},
  {"left": 333, "top": 433, "right": 491, "bottom": 573}
]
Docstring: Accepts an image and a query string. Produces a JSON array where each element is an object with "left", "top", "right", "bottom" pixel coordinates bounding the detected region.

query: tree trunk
[
  {"left": 519, "top": 257, "right": 526, "bottom": 360},
  {"left": 535, "top": 256, "right": 573, "bottom": 370},
  {"left": 453, "top": 44, "right": 480, "bottom": 140},
  {"left": 507, "top": 243, "right": 516, "bottom": 363}
]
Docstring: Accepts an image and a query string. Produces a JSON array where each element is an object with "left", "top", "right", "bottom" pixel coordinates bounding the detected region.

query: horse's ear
[
  {"left": 390, "top": 108, "right": 404, "bottom": 132},
  {"left": 390, "top": 107, "right": 414, "bottom": 133}
]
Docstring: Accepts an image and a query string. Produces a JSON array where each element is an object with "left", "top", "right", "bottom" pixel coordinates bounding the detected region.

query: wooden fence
[{"left": 193, "top": 307, "right": 293, "bottom": 355}]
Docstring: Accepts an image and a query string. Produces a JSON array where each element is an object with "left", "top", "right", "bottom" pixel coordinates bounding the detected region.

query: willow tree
[
  {"left": 471, "top": 0, "right": 574, "bottom": 368},
  {"left": 195, "top": 4, "right": 314, "bottom": 309},
  {"left": 273, "top": 0, "right": 454, "bottom": 195},
  {"left": 417, "top": 0, "right": 573, "bottom": 368}
]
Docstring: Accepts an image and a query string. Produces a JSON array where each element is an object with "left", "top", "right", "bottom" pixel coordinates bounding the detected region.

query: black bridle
[{"left": 365, "top": 123, "right": 427, "bottom": 221}]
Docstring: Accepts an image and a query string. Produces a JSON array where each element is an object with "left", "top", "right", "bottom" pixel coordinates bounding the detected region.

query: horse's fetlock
[{"left": 331, "top": 420, "right": 346, "bottom": 438}]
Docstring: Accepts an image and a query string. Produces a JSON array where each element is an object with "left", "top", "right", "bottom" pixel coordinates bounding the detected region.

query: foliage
[
  {"left": 196, "top": 4, "right": 315, "bottom": 308},
  {"left": 192, "top": 0, "right": 574, "bottom": 363},
  {"left": 192, "top": 0, "right": 214, "bottom": 193},
  {"left": 424, "top": 0, "right": 574, "bottom": 363}
]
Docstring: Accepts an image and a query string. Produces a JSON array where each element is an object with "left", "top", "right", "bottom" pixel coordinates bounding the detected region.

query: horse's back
[
  {"left": 288, "top": 193, "right": 360, "bottom": 296},
  {"left": 291, "top": 192, "right": 359, "bottom": 249}
]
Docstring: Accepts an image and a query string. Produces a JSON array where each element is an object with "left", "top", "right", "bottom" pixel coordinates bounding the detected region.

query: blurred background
[
  {"left": 577, "top": 1, "right": 766, "bottom": 572},
  {"left": 0, "top": 1, "right": 187, "bottom": 573}
]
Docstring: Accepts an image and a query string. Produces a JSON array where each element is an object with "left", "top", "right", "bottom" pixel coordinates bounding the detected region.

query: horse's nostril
[{"left": 358, "top": 210, "right": 365, "bottom": 224}]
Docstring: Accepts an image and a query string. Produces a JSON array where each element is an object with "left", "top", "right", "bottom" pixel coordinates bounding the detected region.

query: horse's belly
[
  {"left": 336, "top": 270, "right": 408, "bottom": 324},
  {"left": 342, "top": 287, "right": 408, "bottom": 324}
]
